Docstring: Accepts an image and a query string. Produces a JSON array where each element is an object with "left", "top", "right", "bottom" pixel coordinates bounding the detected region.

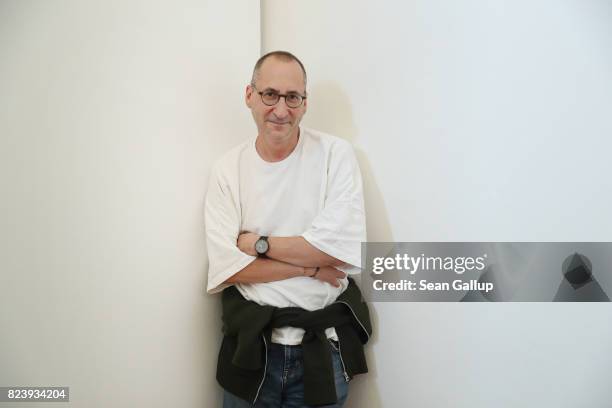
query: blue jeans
[{"left": 222, "top": 341, "right": 349, "bottom": 407}]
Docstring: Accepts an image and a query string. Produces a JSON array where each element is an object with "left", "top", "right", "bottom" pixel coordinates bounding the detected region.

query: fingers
[
  {"left": 326, "top": 277, "right": 341, "bottom": 288},
  {"left": 328, "top": 275, "right": 341, "bottom": 288},
  {"left": 315, "top": 266, "right": 346, "bottom": 287}
]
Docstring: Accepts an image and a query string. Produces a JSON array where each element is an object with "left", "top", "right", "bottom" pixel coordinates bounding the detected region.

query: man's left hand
[{"left": 237, "top": 232, "right": 259, "bottom": 256}]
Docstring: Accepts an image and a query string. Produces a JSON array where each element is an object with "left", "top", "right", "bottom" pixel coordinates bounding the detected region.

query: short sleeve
[
  {"left": 205, "top": 164, "right": 256, "bottom": 294},
  {"left": 301, "top": 141, "right": 366, "bottom": 274}
]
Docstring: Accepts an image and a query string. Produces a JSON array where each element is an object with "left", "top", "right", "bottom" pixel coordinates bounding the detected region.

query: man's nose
[{"left": 272, "top": 98, "right": 290, "bottom": 118}]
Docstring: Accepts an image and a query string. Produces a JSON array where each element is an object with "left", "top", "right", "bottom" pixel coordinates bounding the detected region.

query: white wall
[
  {"left": 0, "top": 1, "right": 258, "bottom": 406},
  {"left": 262, "top": 1, "right": 612, "bottom": 407}
]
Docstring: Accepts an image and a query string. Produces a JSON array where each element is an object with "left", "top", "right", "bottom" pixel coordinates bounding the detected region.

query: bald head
[{"left": 250, "top": 51, "right": 307, "bottom": 88}]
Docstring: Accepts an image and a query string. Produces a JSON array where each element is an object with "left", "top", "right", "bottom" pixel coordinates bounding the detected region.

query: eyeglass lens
[{"left": 261, "top": 91, "right": 303, "bottom": 108}]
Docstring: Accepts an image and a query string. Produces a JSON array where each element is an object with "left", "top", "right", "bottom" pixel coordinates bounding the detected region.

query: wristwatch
[{"left": 254, "top": 236, "right": 269, "bottom": 257}]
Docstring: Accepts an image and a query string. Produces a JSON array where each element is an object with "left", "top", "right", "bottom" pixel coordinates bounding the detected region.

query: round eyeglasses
[{"left": 251, "top": 84, "right": 307, "bottom": 108}]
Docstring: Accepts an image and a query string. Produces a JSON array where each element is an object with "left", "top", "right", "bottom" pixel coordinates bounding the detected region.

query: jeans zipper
[{"left": 252, "top": 334, "right": 268, "bottom": 404}]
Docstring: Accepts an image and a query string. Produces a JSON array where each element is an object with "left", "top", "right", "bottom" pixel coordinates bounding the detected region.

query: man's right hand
[{"left": 309, "top": 266, "right": 347, "bottom": 288}]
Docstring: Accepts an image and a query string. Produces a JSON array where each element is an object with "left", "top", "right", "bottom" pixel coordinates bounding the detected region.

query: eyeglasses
[{"left": 251, "top": 84, "right": 307, "bottom": 108}]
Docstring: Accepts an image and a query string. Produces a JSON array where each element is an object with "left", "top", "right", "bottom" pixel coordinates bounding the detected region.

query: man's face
[{"left": 245, "top": 57, "right": 307, "bottom": 143}]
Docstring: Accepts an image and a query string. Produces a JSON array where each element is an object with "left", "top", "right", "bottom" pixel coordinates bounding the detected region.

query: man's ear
[{"left": 245, "top": 84, "right": 253, "bottom": 108}]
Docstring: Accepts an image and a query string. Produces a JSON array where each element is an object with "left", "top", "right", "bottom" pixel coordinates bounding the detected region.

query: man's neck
[{"left": 255, "top": 127, "right": 300, "bottom": 162}]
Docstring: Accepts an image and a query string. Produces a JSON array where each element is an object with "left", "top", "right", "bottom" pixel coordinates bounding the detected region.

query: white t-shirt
[{"left": 205, "top": 127, "right": 366, "bottom": 344}]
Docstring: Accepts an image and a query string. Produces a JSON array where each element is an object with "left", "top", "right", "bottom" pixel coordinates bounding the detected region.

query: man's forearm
[
  {"left": 224, "top": 257, "right": 314, "bottom": 284},
  {"left": 267, "top": 236, "right": 345, "bottom": 268}
]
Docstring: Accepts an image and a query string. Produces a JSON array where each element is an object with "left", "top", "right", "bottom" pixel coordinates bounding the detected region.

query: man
[{"left": 205, "top": 51, "right": 371, "bottom": 407}]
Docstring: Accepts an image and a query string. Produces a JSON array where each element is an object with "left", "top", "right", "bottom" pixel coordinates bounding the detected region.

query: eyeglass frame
[{"left": 250, "top": 83, "right": 307, "bottom": 108}]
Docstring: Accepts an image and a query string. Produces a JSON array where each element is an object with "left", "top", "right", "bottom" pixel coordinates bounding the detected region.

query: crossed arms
[
  {"left": 207, "top": 140, "right": 365, "bottom": 293},
  {"left": 224, "top": 233, "right": 347, "bottom": 287}
]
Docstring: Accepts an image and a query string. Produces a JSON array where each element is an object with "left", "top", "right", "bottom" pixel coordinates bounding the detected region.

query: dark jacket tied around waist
[{"left": 217, "top": 277, "right": 373, "bottom": 406}]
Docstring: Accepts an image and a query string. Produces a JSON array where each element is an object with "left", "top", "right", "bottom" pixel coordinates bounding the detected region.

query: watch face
[{"left": 255, "top": 239, "right": 268, "bottom": 254}]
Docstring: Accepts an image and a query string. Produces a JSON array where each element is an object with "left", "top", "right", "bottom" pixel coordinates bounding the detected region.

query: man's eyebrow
[{"left": 261, "top": 87, "right": 303, "bottom": 94}]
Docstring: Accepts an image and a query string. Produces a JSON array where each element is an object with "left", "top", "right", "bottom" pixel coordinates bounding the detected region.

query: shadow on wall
[
  {"left": 306, "top": 80, "right": 395, "bottom": 243},
  {"left": 305, "top": 80, "right": 395, "bottom": 408}
]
